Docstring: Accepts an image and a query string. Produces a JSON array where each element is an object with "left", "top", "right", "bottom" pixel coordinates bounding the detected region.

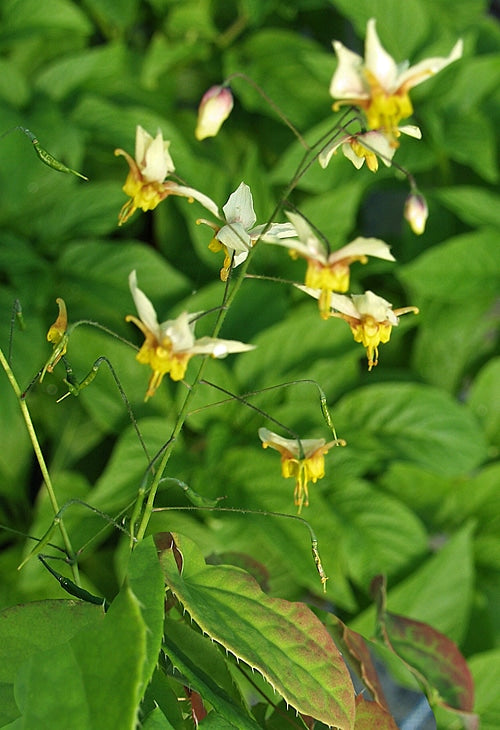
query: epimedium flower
[
  {"left": 42, "top": 297, "right": 69, "bottom": 378},
  {"left": 258, "top": 427, "right": 344, "bottom": 513},
  {"left": 115, "top": 125, "right": 219, "bottom": 225},
  {"left": 299, "top": 286, "right": 419, "bottom": 370},
  {"left": 264, "top": 211, "right": 395, "bottom": 319},
  {"left": 126, "top": 270, "right": 255, "bottom": 400},
  {"left": 329, "top": 18, "right": 463, "bottom": 141},
  {"left": 195, "top": 85, "right": 234, "bottom": 140},
  {"left": 318, "top": 126, "right": 421, "bottom": 171},
  {"left": 198, "top": 182, "right": 296, "bottom": 281}
]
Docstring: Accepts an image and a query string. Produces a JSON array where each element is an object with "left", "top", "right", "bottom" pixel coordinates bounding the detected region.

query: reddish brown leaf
[{"left": 354, "top": 695, "right": 398, "bottom": 730}]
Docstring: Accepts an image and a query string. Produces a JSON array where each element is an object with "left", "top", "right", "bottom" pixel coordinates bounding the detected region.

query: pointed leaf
[
  {"left": 162, "top": 618, "right": 260, "bottom": 730},
  {"left": 157, "top": 533, "right": 355, "bottom": 729},
  {"left": 354, "top": 695, "right": 398, "bottom": 730}
]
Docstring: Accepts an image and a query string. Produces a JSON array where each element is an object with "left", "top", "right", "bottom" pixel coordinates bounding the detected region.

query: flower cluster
[{"left": 41, "top": 18, "right": 459, "bottom": 511}]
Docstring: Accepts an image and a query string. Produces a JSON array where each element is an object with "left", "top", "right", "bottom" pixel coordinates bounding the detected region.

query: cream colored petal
[
  {"left": 398, "top": 125, "right": 422, "bottom": 139},
  {"left": 329, "top": 41, "right": 368, "bottom": 99},
  {"left": 134, "top": 125, "right": 153, "bottom": 167},
  {"left": 357, "top": 130, "right": 396, "bottom": 164},
  {"left": 296, "top": 284, "right": 360, "bottom": 319},
  {"left": 397, "top": 39, "right": 463, "bottom": 91},
  {"left": 222, "top": 182, "right": 256, "bottom": 229},
  {"left": 163, "top": 311, "right": 196, "bottom": 351},
  {"left": 284, "top": 211, "right": 328, "bottom": 261},
  {"left": 351, "top": 290, "right": 399, "bottom": 324},
  {"left": 258, "top": 427, "right": 326, "bottom": 458},
  {"left": 341, "top": 143, "right": 367, "bottom": 169},
  {"left": 168, "top": 183, "right": 221, "bottom": 218},
  {"left": 318, "top": 136, "right": 347, "bottom": 169},
  {"left": 328, "top": 237, "right": 395, "bottom": 264},
  {"left": 217, "top": 221, "right": 252, "bottom": 253},
  {"left": 188, "top": 337, "right": 255, "bottom": 357},
  {"left": 365, "top": 18, "right": 399, "bottom": 91},
  {"left": 250, "top": 221, "right": 297, "bottom": 240},
  {"left": 141, "top": 131, "right": 170, "bottom": 182},
  {"left": 128, "top": 270, "right": 160, "bottom": 337}
]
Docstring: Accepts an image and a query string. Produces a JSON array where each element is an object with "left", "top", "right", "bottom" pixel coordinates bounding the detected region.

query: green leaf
[
  {"left": 327, "top": 0, "right": 429, "bottom": 58},
  {"left": 434, "top": 187, "right": 500, "bottom": 228},
  {"left": 354, "top": 695, "right": 398, "bottom": 730},
  {"left": 351, "top": 524, "right": 475, "bottom": 645},
  {"left": 469, "top": 649, "right": 500, "bottom": 730},
  {"left": 0, "top": 600, "right": 104, "bottom": 726},
  {"left": 157, "top": 532, "right": 356, "bottom": 728},
  {"left": 468, "top": 358, "right": 500, "bottom": 449},
  {"left": 14, "top": 586, "right": 147, "bottom": 730},
  {"left": 162, "top": 617, "right": 260, "bottom": 730},
  {"left": 333, "top": 383, "right": 488, "bottom": 477},
  {"left": 0, "top": 0, "right": 92, "bottom": 37},
  {"left": 330, "top": 478, "right": 428, "bottom": 588},
  {"left": 411, "top": 295, "right": 497, "bottom": 391},
  {"left": 142, "top": 706, "right": 176, "bottom": 730},
  {"left": 127, "top": 537, "right": 165, "bottom": 688},
  {"left": 399, "top": 228, "right": 499, "bottom": 303},
  {"left": 373, "top": 577, "right": 474, "bottom": 712}
]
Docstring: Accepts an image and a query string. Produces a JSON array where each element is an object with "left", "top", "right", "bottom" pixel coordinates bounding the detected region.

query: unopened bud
[
  {"left": 404, "top": 192, "right": 428, "bottom": 235},
  {"left": 195, "top": 85, "right": 234, "bottom": 140}
]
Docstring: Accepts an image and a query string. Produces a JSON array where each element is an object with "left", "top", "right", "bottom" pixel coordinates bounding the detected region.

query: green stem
[
  {"left": 0, "top": 346, "right": 80, "bottom": 584},
  {"left": 134, "top": 111, "right": 352, "bottom": 542}
]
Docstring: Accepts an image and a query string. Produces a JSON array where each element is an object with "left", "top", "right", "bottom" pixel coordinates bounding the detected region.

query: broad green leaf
[
  {"left": 0, "top": 59, "right": 29, "bottom": 107},
  {"left": 56, "top": 238, "right": 190, "bottom": 331},
  {"left": 351, "top": 524, "right": 475, "bottom": 644},
  {"left": 127, "top": 537, "right": 165, "bottom": 688},
  {"left": 441, "top": 110, "right": 498, "bottom": 182},
  {"left": 412, "top": 295, "right": 497, "bottom": 391},
  {"left": 299, "top": 182, "right": 366, "bottom": 248},
  {"left": 399, "top": 229, "right": 499, "bottom": 303},
  {"left": 14, "top": 586, "right": 146, "bottom": 730},
  {"left": 0, "top": 600, "right": 104, "bottom": 726},
  {"left": 434, "top": 187, "right": 500, "bottom": 229},
  {"left": 373, "top": 576, "right": 474, "bottom": 712},
  {"left": 468, "top": 358, "right": 500, "bottom": 448},
  {"left": 332, "top": 383, "right": 488, "bottom": 477},
  {"left": 468, "top": 649, "right": 500, "bottom": 730},
  {"left": 157, "top": 532, "right": 356, "bottom": 728},
  {"left": 328, "top": 0, "right": 429, "bottom": 58},
  {"left": 0, "top": 0, "right": 92, "bottom": 36},
  {"left": 330, "top": 478, "right": 428, "bottom": 588},
  {"left": 354, "top": 695, "right": 398, "bottom": 730},
  {"left": 162, "top": 617, "right": 260, "bottom": 730},
  {"left": 142, "top": 706, "right": 176, "bottom": 730},
  {"left": 225, "top": 29, "right": 331, "bottom": 128}
]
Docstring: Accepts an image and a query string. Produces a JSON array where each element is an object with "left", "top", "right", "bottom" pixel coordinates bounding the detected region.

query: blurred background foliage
[{"left": 0, "top": 0, "right": 499, "bottom": 726}]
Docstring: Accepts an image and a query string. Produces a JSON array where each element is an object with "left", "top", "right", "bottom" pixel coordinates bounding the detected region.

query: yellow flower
[
  {"left": 265, "top": 211, "right": 395, "bottom": 319},
  {"left": 259, "top": 427, "right": 343, "bottom": 513},
  {"left": 45, "top": 297, "right": 68, "bottom": 373},
  {"left": 299, "top": 287, "right": 419, "bottom": 370},
  {"left": 318, "top": 127, "right": 421, "bottom": 170},
  {"left": 198, "top": 182, "right": 295, "bottom": 281},
  {"left": 330, "top": 18, "right": 462, "bottom": 140},
  {"left": 115, "top": 125, "right": 219, "bottom": 225},
  {"left": 195, "top": 85, "right": 234, "bottom": 140},
  {"left": 126, "top": 271, "right": 255, "bottom": 399}
]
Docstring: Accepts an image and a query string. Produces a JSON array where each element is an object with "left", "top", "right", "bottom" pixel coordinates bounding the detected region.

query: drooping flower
[
  {"left": 258, "top": 427, "right": 344, "bottom": 513},
  {"left": 319, "top": 126, "right": 421, "bottom": 170},
  {"left": 198, "top": 182, "right": 296, "bottom": 281},
  {"left": 126, "top": 271, "right": 255, "bottom": 399},
  {"left": 43, "top": 297, "right": 68, "bottom": 375},
  {"left": 115, "top": 125, "right": 219, "bottom": 225},
  {"left": 404, "top": 191, "right": 428, "bottom": 235},
  {"left": 195, "top": 85, "right": 234, "bottom": 140},
  {"left": 330, "top": 18, "right": 462, "bottom": 140},
  {"left": 299, "top": 287, "right": 419, "bottom": 370},
  {"left": 264, "top": 211, "right": 395, "bottom": 318}
]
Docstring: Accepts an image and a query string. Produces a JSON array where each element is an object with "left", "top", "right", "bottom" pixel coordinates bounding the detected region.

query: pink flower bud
[
  {"left": 404, "top": 192, "right": 428, "bottom": 235},
  {"left": 195, "top": 85, "right": 234, "bottom": 140}
]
